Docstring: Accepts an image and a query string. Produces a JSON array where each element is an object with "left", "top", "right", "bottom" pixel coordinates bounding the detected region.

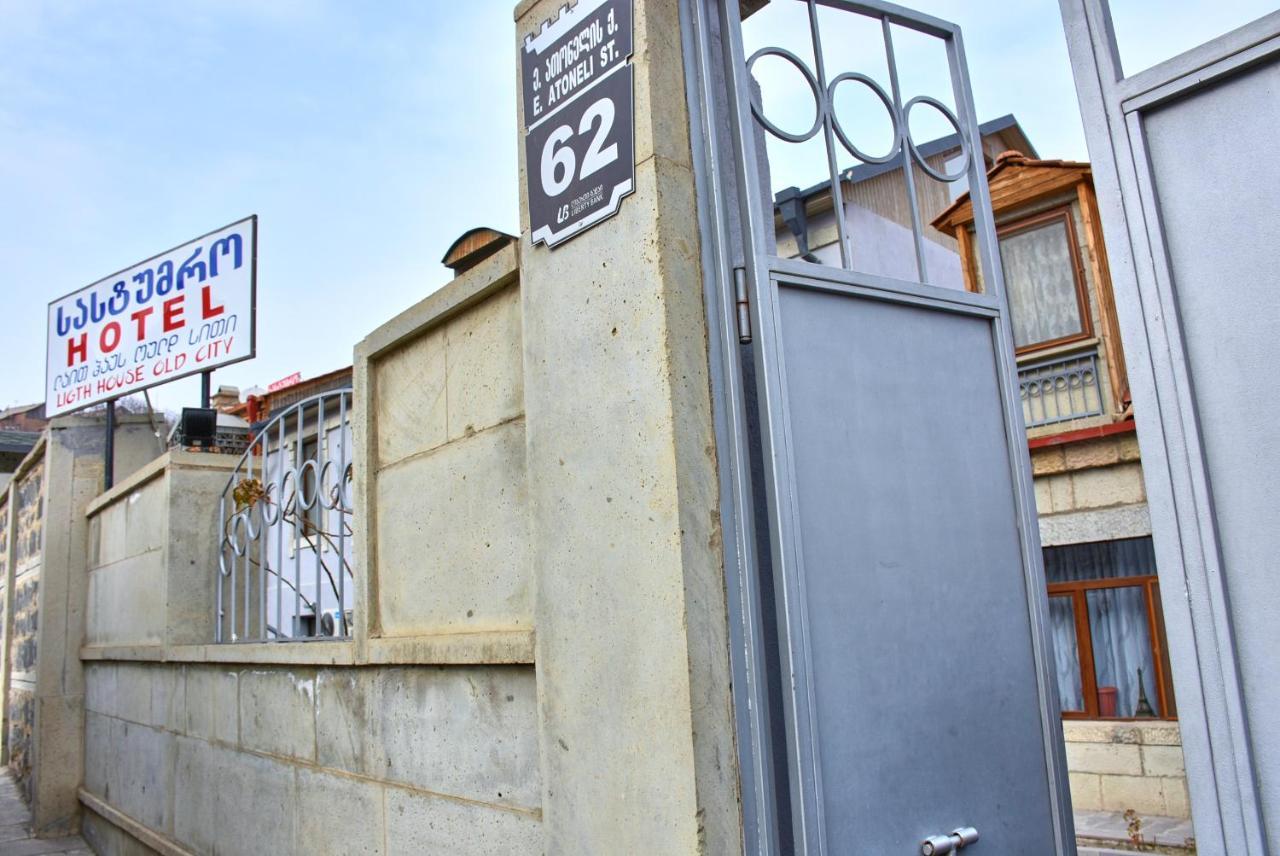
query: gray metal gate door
[
  {"left": 1060, "top": 5, "right": 1280, "bottom": 852},
  {"left": 683, "top": 1, "right": 1075, "bottom": 852}
]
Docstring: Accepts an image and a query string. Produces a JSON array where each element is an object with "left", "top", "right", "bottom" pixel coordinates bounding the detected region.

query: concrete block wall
[
  {"left": 1064, "top": 721, "right": 1191, "bottom": 819},
  {"left": 84, "top": 450, "right": 239, "bottom": 650},
  {"left": 76, "top": 399, "right": 545, "bottom": 849},
  {"left": 360, "top": 269, "right": 530, "bottom": 639},
  {"left": 80, "top": 661, "right": 540, "bottom": 856}
]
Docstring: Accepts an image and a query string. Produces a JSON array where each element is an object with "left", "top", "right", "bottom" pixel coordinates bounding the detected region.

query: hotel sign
[
  {"left": 45, "top": 216, "right": 257, "bottom": 416},
  {"left": 522, "top": 0, "right": 634, "bottom": 248}
]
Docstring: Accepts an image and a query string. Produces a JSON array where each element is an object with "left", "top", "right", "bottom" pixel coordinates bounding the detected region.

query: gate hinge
[{"left": 734, "top": 266, "right": 752, "bottom": 344}]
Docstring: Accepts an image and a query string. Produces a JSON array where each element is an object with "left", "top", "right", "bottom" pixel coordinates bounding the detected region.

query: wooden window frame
[
  {"left": 995, "top": 205, "right": 1094, "bottom": 355},
  {"left": 1049, "top": 575, "right": 1177, "bottom": 721}
]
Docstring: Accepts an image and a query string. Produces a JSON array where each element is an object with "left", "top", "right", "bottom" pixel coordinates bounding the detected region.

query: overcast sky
[{"left": 1, "top": 0, "right": 1271, "bottom": 413}]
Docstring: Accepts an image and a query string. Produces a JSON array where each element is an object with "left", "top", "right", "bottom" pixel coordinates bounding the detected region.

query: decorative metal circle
[
  {"left": 298, "top": 458, "right": 320, "bottom": 511},
  {"left": 261, "top": 480, "right": 281, "bottom": 525},
  {"left": 319, "top": 459, "right": 342, "bottom": 511},
  {"left": 826, "top": 72, "right": 901, "bottom": 165},
  {"left": 243, "top": 503, "right": 262, "bottom": 541},
  {"left": 903, "top": 95, "right": 970, "bottom": 182},
  {"left": 280, "top": 467, "right": 299, "bottom": 515},
  {"left": 745, "top": 46, "right": 824, "bottom": 144},
  {"left": 228, "top": 511, "right": 251, "bottom": 558}
]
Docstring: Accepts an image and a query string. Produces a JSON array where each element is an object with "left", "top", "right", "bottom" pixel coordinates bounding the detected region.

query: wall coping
[
  {"left": 80, "top": 628, "right": 535, "bottom": 667},
  {"left": 86, "top": 449, "right": 239, "bottom": 518},
  {"left": 1062, "top": 719, "right": 1183, "bottom": 746},
  {"left": 356, "top": 241, "right": 519, "bottom": 361}
]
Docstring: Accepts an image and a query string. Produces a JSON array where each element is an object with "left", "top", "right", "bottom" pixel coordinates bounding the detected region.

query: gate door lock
[{"left": 920, "top": 827, "right": 979, "bottom": 855}]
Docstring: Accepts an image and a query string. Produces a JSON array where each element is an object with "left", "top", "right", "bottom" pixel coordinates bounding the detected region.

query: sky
[{"left": 1, "top": 0, "right": 1273, "bottom": 414}]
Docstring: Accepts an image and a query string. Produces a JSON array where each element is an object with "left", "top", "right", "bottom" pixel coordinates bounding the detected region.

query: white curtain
[
  {"left": 1050, "top": 595, "right": 1084, "bottom": 711},
  {"left": 1043, "top": 537, "right": 1160, "bottom": 717}
]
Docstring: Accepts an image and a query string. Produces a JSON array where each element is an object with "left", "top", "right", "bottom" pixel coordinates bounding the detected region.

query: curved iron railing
[{"left": 216, "top": 389, "right": 354, "bottom": 642}]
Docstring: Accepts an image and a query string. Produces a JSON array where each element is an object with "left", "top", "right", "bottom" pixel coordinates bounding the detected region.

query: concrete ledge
[
  {"left": 80, "top": 787, "right": 196, "bottom": 856},
  {"left": 81, "top": 630, "right": 535, "bottom": 666},
  {"left": 86, "top": 450, "right": 239, "bottom": 518},
  {"left": 365, "top": 630, "right": 535, "bottom": 664}
]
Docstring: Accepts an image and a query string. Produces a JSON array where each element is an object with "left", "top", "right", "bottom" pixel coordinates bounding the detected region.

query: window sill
[{"left": 1016, "top": 336, "right": 1100, "bottom": 365}]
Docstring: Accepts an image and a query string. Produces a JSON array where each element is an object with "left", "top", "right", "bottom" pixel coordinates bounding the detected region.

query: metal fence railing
[
  {"left": 216, "top": 389, "right": 354, "bottom": 642},
  {"left": 1019, "top": 352, "right": 1104, "bottom": 428}
]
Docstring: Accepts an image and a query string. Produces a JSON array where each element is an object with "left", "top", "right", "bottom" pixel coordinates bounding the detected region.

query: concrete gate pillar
[
  {"left": 1, "top": 414, "right": 158, "bottom": 835},
  {"left": 513, "top": 0, "right": 742, "bottom": 851}
]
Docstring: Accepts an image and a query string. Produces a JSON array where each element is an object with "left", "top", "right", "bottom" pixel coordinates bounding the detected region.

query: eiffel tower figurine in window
[{"left": 1135, "top": 666, "right": 1157, "bottom": 717}]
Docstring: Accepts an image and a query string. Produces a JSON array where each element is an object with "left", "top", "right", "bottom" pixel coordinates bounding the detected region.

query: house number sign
[{"left": 522, "top": 0, "right": 634, "bottom": 248}]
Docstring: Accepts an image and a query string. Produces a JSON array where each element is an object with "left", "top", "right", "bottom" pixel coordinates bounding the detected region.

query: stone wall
[
  {"left": 1032, "top": 431, "right": 1150, "bottom": 547},
  {"left": 1064, "top": 720, "right": 1191, "bottom": 819},
  {"left": 7, "top": 452, "right": 44, "bottom": 800}
]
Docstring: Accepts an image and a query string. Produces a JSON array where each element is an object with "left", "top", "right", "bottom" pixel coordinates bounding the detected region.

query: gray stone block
[
  {"left": 385, "top": 787, "right": 541, "bottom": 856},
  {"left": 111, "top": 719, "right": 175, "bottom": 834},
  {"left": 315, "top": 668, "right": 371, "bottom": 774},
  {"left": 215, "top": 746, "right": 297, "bottom": 856},
  {"left": 239, "top": 668, "right": 316, "bottom": 762},
  {"left": 366, "top": 666, "right": 540, "bottom": 810},
  {"left": 444, "top": 283, "right": 524, "bottom": 441},
  {"left": 375, "top": 421, "right": 531, "bottom": 636},
  {"left": 172, "top": 737, "right": 217, "bottom": 854},
  {"left": 184, "top": 667, "right": 238, "bottom": 745},
  {"left": 82, "top": 712, "right": 111, "bottom": 799},
  {"left": 296, "top": 767, "right": 383, "bottom": 855},
  {"left": 113, "top": 664, "right": 157, "bottom": 727}
]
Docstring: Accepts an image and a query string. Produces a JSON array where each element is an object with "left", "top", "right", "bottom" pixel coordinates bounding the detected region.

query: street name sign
[
  {"left": 45, "top": 216, "right": 257, "bottom": 416},
  {"left": 522, "top": 0, "right": 634, "bottom": 248}
]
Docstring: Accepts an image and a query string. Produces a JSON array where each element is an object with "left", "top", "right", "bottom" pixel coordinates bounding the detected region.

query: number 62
[{"left": 540, "top": 96, "right": 618, "bottom": 197}]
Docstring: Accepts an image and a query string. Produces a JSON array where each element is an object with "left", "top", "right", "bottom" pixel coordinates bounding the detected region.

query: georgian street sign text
[{"left": 522, "top": 0, "right": 634, "bottom": 248}]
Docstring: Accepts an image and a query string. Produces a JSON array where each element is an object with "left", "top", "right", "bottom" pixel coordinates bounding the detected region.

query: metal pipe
[{"left": 104, "top": 399, "right": 115, "bottom": 491}]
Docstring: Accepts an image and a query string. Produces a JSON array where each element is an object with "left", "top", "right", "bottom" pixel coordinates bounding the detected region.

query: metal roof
[{"left": 0, "top": 431, "right": 40, "bottom": 455}]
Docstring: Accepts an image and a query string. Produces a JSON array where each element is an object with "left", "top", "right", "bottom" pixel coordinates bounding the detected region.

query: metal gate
[{"left": 682, "top": 1, "right": 1075, "bottom": 852}]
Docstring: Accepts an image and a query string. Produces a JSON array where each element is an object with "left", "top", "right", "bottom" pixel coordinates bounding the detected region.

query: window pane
[
  {"left": 1043, "top": 537, "right": 1156, "bottom": 584},
  {"left": 1087, "top": 585, "right": 1161, "bottom": 717},
  {"left": 1049, "top": 595, "right": 1084, "bottom": 713},
  {"left": 999, "top": 218, "right": 1082, "bottom": 348}
]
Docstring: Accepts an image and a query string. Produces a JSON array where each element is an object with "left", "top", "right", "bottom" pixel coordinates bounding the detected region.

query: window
[
  {"left": 998, "top": 208, "right": 1092, "bottom": 352},
  {"left": 1046, "top": 537, "right": 1176, "bottom": 719}
]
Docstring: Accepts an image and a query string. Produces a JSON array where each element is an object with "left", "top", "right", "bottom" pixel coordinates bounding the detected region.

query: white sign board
[{"left": 45, "top": 216, "right": 257, "bottom": 417}]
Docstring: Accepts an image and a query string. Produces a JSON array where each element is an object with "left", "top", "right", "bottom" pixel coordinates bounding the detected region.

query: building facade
[{"left": 934, "top": 152, "right": 1189, "bottom": 821}]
